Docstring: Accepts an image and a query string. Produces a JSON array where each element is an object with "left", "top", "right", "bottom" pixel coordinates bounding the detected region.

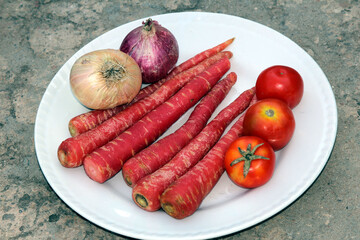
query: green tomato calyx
[{"left": 230, "top": 143, "right": 270, "bottom": 177}]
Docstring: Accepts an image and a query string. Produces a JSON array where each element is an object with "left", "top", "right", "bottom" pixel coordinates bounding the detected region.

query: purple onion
[{"left": 120, "top": 18, "right": 179, "bottom": 84}]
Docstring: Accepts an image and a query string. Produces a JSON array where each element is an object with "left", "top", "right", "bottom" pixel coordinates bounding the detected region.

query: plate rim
[{"left": 34, "top": 11, "right": 338, "bottom": 240}]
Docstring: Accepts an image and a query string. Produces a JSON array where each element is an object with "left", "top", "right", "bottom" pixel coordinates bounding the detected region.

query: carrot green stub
[
  {"left": 135, "top": 194, "right": 148, "bottom": 208},
  {"left": 122, "top": 69, "right": 237, "bottom": 187},
  {"left": 83, "top": 57, "right": 232, "bottom": 183}
]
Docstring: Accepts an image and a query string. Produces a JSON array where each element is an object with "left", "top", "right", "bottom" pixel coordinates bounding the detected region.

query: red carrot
[
  {"left": 167, "top": 38, "right": 235, "bottom": 78},
  {"left": 68, "top": 81, "right": 164, "bottom": 137},
  {"left": 132, "top": 85, "right": 255, "bottom": 211},
  {"left": 122, "top": 70, "right": 236, "bottom": 187},
  {"left": 160, "top": 95, "right": 258, "bottom": 219},
  {"left": 58, "top": 51, "right": 232, "bottom": 168},
  {"left": 83, "top": 57, "right": 232, "bottom": 183},
  {"left": 68, "top": 38, "right": 235, "bottom": 137}
]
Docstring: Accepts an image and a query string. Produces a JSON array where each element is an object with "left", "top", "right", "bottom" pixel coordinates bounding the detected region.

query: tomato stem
[
  {"left": 265, "top": 109, "right": 274, "bottom": 117},
  {"left": 230, "top": 143, "right": 270, "bottom": 177}
]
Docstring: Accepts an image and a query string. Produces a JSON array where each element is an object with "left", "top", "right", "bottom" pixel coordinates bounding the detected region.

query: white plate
[{"left": 34, "top": 12, "right": 337, "bottom": 239}]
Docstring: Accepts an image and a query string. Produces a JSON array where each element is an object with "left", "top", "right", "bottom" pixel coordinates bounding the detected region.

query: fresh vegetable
[
  {"left": 122, "top": 69, "right": 237, "bottom": 187},
  {"left": 167, "top": 38, "right": 234, "bottom": 78},
  {"left": 160, "top": 95, "right": 258, "bottom": 219},
  {"left": 243, "top": 98, "right": 295, "bottom": 151},
  {"left": 120, "top": 18, "right": 179, "bottom": 83},
  {"left": 69, "top": 49, "right": 142, "bottom": 110},
  {"left": 68, "top": 38, "right": 234, "bottom": 137},
  {"left": 58, "top": 51, "right": 232, "bottom": 168},
  {"left": 224, "top": 136, "right": 276, "bottom": 188},
  {"left": 256, "top": 65, "right": 304, "bottom": 109},
  {"left": 132, "top": 83, "right": 255, "bottom": 212},
  {"left": 83, "top": 57, "right": 232, "bottom": 183},
  {"left": 68, "top": 79, "right": 165, "bottom": 137}
]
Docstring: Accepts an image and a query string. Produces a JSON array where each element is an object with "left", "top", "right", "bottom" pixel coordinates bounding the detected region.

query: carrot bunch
[
  {"left": 58, "top": 40, "right": 234, "bottom": 168},
  {"left": 83, "top": 57, "right": 232, "bottom": 183},
  {"left": 57, "top": 38, "right": 259, "bottom": 219},
  {"left": 67, "top": 38, "right": 235, "bottom": 137},
  {"left": 58, "top": 57, "right": 231, "bottom": 168},
  {"left": 122, "top": 68, "right": 237, "bottom": 187},
  {"left": 161, "top": 95, "right": 258, "bottom": 219},
  {"left": 132, "top": 84, "right": 255, "bottom": 211}
]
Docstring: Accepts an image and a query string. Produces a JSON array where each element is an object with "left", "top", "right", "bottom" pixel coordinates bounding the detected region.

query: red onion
[{"left": 120, "top": 18, "right": 179, "bottom": 84}]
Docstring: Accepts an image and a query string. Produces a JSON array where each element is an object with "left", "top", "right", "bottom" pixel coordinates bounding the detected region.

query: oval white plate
[{"left": 34, "top": 12, "right": 337, "bottom": 240}]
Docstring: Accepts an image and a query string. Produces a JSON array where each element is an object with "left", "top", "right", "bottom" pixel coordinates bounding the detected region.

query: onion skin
[
  {"left": 120, "top": 18, "right": 179, "bottom": 84},
  {"left": 70, "top": 49, "right": 142, "bottom": 110}
]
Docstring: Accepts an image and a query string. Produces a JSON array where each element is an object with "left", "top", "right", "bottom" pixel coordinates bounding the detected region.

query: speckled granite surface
[{"left": 1, "top": 1, "right": 359, "bottom": 239}]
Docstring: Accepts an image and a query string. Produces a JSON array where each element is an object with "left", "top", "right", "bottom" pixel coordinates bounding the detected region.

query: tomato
[
  {"left": 224, "top": 136, "right": 275, "bottom": 188},
  {"left": 243, "top": 98, "right": 295, "bottom": 151},
  {"left": 256, "top": 65, "right": 304, "bottom": 109}
]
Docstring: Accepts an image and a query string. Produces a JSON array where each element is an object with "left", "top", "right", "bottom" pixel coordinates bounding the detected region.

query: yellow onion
[{"left": 70, "top": 49, "right": 142, "bottom": 109}]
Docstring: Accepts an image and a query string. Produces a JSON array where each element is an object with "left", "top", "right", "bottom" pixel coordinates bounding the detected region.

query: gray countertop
[{"left": 1, "top": 1, "right": 359, "bottom": 239}]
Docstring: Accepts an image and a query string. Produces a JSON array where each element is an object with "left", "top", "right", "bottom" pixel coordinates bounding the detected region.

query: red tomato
[
  {"left": 243, "top": 98, "right": 295, "bottom": 151},
  {"left": 224, "top": 136, "right": 276, "bottom": 188},
  {"left": 256, "top": 65, "right": 304, "bottom": 109}
]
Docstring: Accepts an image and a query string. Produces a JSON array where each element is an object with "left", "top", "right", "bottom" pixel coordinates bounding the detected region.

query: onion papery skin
[
  {"left": 120, "top": 19, "right": 179, "bottom": 84},
  {"left": 70, "top": 49, "right": 142, "bottom": 110}
]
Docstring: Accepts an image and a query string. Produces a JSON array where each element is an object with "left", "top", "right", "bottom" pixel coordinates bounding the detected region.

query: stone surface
[{"left": 1, "top": 0, "right": 359, "bottom": 239}]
